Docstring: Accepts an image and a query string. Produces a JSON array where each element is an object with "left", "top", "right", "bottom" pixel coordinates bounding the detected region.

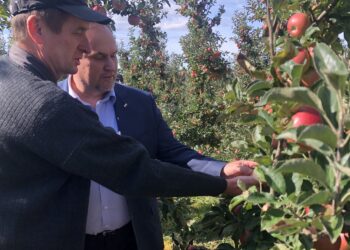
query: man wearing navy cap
[{"left": 0, "top": 1, "right": 258, "bottom": 249}]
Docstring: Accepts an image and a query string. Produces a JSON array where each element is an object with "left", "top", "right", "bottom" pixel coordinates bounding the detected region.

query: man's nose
[
  {"left": 105, "top": 57, "right": 116, "bottom": 71},
  {"left": 79, "top": 35, "right": 91, "bottom": 54}
]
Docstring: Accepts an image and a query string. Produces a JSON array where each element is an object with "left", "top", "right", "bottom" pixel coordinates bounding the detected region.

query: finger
[
  {"left": 222, "top": 163, "right": 255, "bottom": 178},
  {"left": 229, "top": 165, "right": 253, "bottom": 177},
  {"left": 234, "top": 176, "right": 259, "bottom": 195},
  {"left": 237, "top": 160, "right": 258, "bottom": 168},
  {"left": 225, "top": 176, "right": 259, "bottom": 196}
]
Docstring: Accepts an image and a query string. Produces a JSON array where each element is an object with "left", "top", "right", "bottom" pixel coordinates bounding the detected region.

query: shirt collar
[
  {"left": 9, "top": 44, "right": 57, "bottom": 83},
  {"left": 67, "top": 75, "right": 116, "bottom": 107}
]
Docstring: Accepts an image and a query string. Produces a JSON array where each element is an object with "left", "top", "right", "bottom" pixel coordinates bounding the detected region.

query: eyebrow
[{"left": 89, "top": 51, "right": 117, "bottom": 58}]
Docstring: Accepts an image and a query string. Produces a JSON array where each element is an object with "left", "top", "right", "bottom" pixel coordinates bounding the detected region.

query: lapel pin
[{"left": 124, "top": 103, "right": 128, "bottom": 108}]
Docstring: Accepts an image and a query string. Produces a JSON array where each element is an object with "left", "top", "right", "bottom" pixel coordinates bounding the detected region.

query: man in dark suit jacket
[{"left": 59, "top": 23, "right": 257, "bottom": 250}]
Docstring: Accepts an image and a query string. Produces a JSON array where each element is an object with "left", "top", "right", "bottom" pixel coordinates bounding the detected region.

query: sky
[{"left": 112, "top": 0, "right": 245, "bottom": 57}]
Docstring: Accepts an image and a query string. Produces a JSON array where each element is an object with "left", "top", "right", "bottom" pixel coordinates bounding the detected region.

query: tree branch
[{"left": 316, "top": 0, "right": 340, "bottom": 22}]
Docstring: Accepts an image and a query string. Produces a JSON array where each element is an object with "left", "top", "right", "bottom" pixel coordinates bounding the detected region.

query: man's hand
[
  {"left": 220, "top": 160, "right": 258, "bottom": 178},
  {"left": 224, "top": 175, "right": 259, "bottom": 196}
]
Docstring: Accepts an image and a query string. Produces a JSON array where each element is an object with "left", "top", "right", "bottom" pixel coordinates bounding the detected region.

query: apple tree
[{"left": 218, "top": 0, "right": 350, "bottom": 249}]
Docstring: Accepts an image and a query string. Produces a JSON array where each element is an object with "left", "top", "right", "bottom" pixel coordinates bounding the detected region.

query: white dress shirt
[{"left": 67, "top": 78, "right": 130, "bottom": 235}]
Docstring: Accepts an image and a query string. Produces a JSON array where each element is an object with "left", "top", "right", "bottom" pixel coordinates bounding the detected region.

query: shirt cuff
[{"left": 187, "top": 159, "right": 226, "bottom": 177}]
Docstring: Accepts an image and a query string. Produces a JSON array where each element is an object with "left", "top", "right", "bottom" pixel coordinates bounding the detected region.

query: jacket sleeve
[
  {"left": 150, "top": 95, "right": 226, "bottom": 177},
  {"left": 32, "top": 92, "right": 227, "bottom": 198}
]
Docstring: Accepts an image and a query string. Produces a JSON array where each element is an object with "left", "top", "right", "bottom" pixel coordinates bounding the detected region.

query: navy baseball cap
[{"left": 9, "top": 0, "right": 111, "bottom": 24}]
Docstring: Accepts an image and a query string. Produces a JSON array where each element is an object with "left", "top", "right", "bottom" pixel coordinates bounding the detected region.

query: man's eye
[
  {"left": 74, "top": 30, "right": 83, "bottom": 35},
  {"left": 93, "top": 54, "right": 106, "bottom": 60}
]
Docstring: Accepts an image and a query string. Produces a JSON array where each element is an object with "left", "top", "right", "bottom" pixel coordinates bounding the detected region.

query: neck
[
  {"left": 17, "top": 42, "right": 59, "bottom": 82},
  {"left": 12, "top": 42, "right": 58, "bottom": 82}
]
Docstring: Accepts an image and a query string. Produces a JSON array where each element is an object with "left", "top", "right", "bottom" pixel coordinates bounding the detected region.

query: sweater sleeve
[{"left": 30, "top": 91, "right": 226, "bottom": 197}]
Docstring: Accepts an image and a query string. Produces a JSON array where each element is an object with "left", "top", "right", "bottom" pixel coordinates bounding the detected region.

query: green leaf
[
  {"left": 257, "top": 87, "right": 325, "bottom": 116},
  {"left": 246, "top": 80, "right": 272, "bottom": 95},
  {"left": 335, "top": 162, "right": 350, "bottom": 178},
  {"left": 246, "top": 192, "right": 275, "bottom": 204},
  {"left": 254, "top": 155, "right": 273, "bottom": 166},
  {"left": 272, "top": 40, "right": 294, "bottom": 66},
  {"left": 298, "top": 191, "right": 331, "bottom": 206},
  {"left": 278, "top": 126, "right": 335, "bottom": 155},
  {"left": 261, "top": 208, "right": 285, "bottom": 232},
  {"left": 313, "top": 43, "right": 349, "bottom": 93},
  {"left": 257, "top": 110, "right": 274, "bottom": 130},
  {"left": 277, "top": 128, "right": 298, "bottom": 141},
  {"left": 340, "top": 191, "right": 350, "bottom": 207},
  {"left": 275, "top": 159, "right": 328, "bottom": 188},
  {"left": 342, "top": 153, "right": 350, "bottom": 167},
  {"left": 260, "top": 165, "right": 286, "bottom": 194},
  {"left": 301, "top": 26, "right": 320, "bottom": 42},
  {"left": 300, "top": 138, "right": 334, "bottom": 156},
  {"left": 216, "top": 243, "right": 235, "bottom": 250},
  {"left": 269, "top": 219, "right": 309, "bottom": 235},
  {"left": 229, "top": 194, "right": 245, "bottom": 212},
  {"left": 280, "top": 61, "right": 304, "bottom": 87},
  {"left": 316, "top": 85, "right": 339, "bottom": 116},
  {"left": 322, "top": 215, "right": 343, "bottom": 243},
  {"left": 271, "top": 0, "right": 288, "bottom": 10},
  {"left": 292, "top": 173, "right": 304, "bottom": 196},
  {"left": 298, "top": 124, "right": 337, "bottom": 149},
  {"left": 251, "top": 70, "right": 268, "bottom": 80}
]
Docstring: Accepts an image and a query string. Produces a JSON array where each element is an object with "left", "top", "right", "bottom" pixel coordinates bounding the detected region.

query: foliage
[
  {"left": 0, "top": 0, "right": 10, "bottom": 31},
  {"left": 212, "top": 0, "right": 350, "bottom": 249}
]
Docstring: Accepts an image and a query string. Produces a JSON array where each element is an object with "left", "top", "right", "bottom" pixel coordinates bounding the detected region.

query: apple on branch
[{"left": 287, "top": 12, "right": 310, "bottom": 38}]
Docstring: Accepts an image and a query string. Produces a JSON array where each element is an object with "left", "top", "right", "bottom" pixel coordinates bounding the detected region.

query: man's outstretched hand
[
  {"left": 220, "top": 160, "right": 258, "bottom": 178},
  {"left": 224, "top": 175, "right": 259, "bottom": 196}
]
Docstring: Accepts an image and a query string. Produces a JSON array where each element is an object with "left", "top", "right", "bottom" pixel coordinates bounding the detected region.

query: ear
[{"left": 26, "top": 15, "right": 44, "bottom": 45}]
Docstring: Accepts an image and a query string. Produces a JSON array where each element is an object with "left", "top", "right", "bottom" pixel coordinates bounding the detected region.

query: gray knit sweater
[{"left": 0, "top": 47, "right": 226, "bottom": 249}]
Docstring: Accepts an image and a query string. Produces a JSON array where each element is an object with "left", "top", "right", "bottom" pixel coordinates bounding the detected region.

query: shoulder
[
  {"left": 0, "top": 55, "right": 14, "bottom": 74},
  {"left": 115, "top": 83, "right": 154, "bottom": 101}
]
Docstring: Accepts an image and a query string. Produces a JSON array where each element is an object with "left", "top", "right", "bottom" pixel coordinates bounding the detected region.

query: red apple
[
  {"left": 232, "top": 204, "right": 243, "bottom": 215},
  {"left": 92, "top": 5, "right": 107, "bottom": 16},
  {"left": 304, "top": 206, "right": 310, "bottom": 215},
  {"left": 291, "top": 107, "right": 322, "bottom": 127},
  {"left": 292, "top": 48, "right": 310, "bottom": 71},
  {"left": 263, "top": 103, "right": 273, "bottom": 114},
  {"left": 240, "top": 229, "right": 252, "bottom": 246},
  {"left": 314, "top": 234, "right": 341, "bottom": 250},
  {"left": 287, "top": 13, "right": 310, "bottom": 38},
  {"left": 191, "top": 70, "right": 198, "bottom": 78},
  {"left": 212, "top": 51, "right": 221, "bottom": 59},
  {"left": 340, "top": 233, "right": 350, "bottom": 250},
  {"left": 301, "top": 69, "right": 320, "bottom": 87},
  {"left": 128, "top": 15, "right": 141, "bottom": 26},
  {"left": 308, "top": 46, "right": 315, "bottom": 57}
]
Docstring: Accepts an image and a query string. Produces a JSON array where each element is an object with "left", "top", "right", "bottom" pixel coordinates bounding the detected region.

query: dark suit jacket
[{"left": 58, "top": 81, "right": 225, "bottom": 250}]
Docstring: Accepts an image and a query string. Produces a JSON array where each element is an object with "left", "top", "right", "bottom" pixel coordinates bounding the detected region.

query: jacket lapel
[{"left": 114, "top": 84, "right": 129, "bottom": 135}]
